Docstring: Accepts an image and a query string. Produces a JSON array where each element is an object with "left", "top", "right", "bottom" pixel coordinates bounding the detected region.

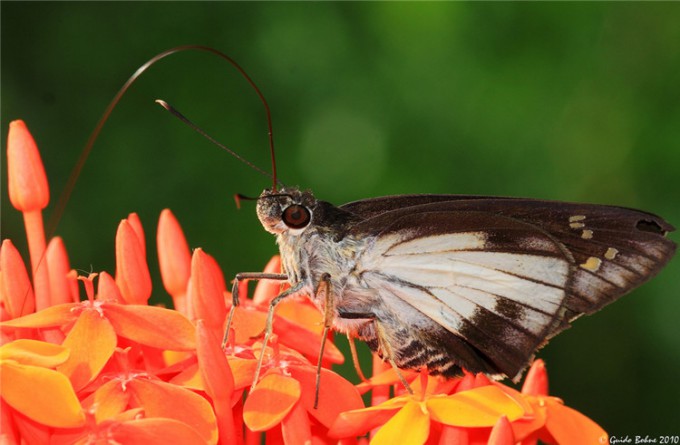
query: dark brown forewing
[{"left": 340, "top": 194, "right": 506, "bottom": 219}]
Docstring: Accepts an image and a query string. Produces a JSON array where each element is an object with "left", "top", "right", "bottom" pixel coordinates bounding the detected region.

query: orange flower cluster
[{"left": 1, "top": 120, "right": 609, "bottom": 444}]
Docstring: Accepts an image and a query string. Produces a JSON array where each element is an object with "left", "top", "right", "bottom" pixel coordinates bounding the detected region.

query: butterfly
[
  {"left": 246, "top": 188, "right": 676, "bottom": 381},
  {"left": 116, "top": 46, "right": 675, "bottom": 383}
]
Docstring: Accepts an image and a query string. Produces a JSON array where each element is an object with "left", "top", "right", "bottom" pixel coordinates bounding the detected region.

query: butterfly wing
[
  {"left": 341, "top": 194, "right": 514, "bottom": 219},
  {"left": 344, "top": 198, "right": 675, "bottom": 379}
]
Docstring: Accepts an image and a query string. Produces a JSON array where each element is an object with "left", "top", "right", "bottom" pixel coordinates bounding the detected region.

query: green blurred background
[{"left": 2, "top": 2, "right": 679, "bottom": 437}]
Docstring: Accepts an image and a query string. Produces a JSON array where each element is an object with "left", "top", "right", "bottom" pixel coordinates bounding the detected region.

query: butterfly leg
[
  {"left": 223, "top": 272, "right": 288, "bottom": 348},
  {"left": 375, "top": 320, "right": 414, "bottom": 395},
  {"left": 313, "top": 272, "right": 334, "bottom": 409},
  {"left": 251, "top": 281, "right": 305, "bottom": 392},
  {"left": 348, "top": 336, "right": 369, "bottom": 383}
]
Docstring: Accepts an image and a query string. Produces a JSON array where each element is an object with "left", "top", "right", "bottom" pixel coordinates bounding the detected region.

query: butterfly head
[{"left": 256, "top": 187, "right": 318, "bottom": 235}]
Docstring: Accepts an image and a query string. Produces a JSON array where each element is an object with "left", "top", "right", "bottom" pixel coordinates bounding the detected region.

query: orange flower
[
  {"left": 46, "top": 236, "right": 75, "bottom": 306},
  {"left": 0, "top": 339, "right": 85, "bottom": 428},
  {"left": 242, "top": 338, "right": 364, "bottom": 443},
  {"left": 503, "top": 359, "right": 609, "bottom": 445},
  {"left": 1, "top": 239, "right": 36, "bottom": 321},
  {"left": 157, "top": 209, "right": 192, "bottom": 314},
  {"left": 115, "top": 218, "right": 152, "bottom": 305},
  {"left": 52, "top": 415, "right": 210, "bottom": 445},
  {"left": 7, "top": 120, "right": 51, "bottom": 311},
  {"left": 35, "top": 345, "right": 218, "bottom": 445},
  {"left": 6, "top": 120, "right": 49, "bottom": 212},
  {"left": 329, "top": 373, "right": 525, "bottom": 444},
  {"left": 1, "top": 273, "right": 196, "bottom": 391},
  {"left": 189, "top": 248, "right": 227, "bottom": 334},
  {"left": 80, "top": 369, "right": 218, "bottom": 444},
  {"left": 489, "top": 415, "right": 516, "bottom": 445},
  {"left": 1, "top": 274, "right": 196, "bottom": 349}
]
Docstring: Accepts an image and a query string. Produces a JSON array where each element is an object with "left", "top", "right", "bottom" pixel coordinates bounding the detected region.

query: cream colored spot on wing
[
  {"left": 569, "top": 215, "right": 586, "bottom": 222},
  {"left": 605, "top": 247, "right": 619, "bottom": 260},
  {"left": 581, "top": 229, "right": 593, "bottom": 239},
  {"left": 580, "top": 256, "right": 602, "bottom": 272},
  {"left": 570, "top": 222, "right": 585, "bottom": 229}
]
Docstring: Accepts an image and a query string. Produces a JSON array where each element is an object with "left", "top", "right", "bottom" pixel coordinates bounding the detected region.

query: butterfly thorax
[{"left": 256, "top": 187, "right": 371, "bottom": 330}]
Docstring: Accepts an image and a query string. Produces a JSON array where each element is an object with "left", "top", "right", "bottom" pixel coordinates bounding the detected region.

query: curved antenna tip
[{"left": 155, "top": 99, "right": 170, "bottom": 109}]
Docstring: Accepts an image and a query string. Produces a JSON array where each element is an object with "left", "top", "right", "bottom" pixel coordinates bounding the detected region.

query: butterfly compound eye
[{"left": 282, "top": 205, "right": 311, "bottom": 229}]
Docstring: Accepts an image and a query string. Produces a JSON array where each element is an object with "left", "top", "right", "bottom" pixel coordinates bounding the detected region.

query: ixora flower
[
  {"left": 1, "top": 120, "right": 610, "bottom": 444},
  {"left": 329, "top": 371, "right": 524, "bottom": 444}
]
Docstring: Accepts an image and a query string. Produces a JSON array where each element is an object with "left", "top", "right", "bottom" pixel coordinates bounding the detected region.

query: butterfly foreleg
[
  {"left": 223, "top": 271, "right": 288, "bottom": 347},
  {"left": 231, "top": 272, "right": 289, "bottom": 306},
  {"left": 251, "top": 281, "right": 306, "bottom": 392},
  {"left": 375, "top": 319, "right": 414, "bottom": 395}
]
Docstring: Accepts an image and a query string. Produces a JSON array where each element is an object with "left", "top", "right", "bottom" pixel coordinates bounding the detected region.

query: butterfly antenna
[
  {"left": 47, "top": 45, "right": 280, "bottom": 239},
  {"left": 156, "top": 100, "right": 278, "bottom": 185}
]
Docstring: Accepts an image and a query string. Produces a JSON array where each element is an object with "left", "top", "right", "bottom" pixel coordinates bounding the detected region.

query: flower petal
[
  {"left": 203, "top": 252, "right": 226, "bottom": 295},
  {"left": 0, "top": 239, "right": 35, "bottom": 318},
  {"left": 169, "top": 361, "right": 204, "bottom": 390},
  {"left": 371, "top": 355, "right": 391, "bottom": 406},
  {"left": 57, "top": 308, "right": 117, "bottom": 391},
  {"left": 157, "top": 209, "right": 191, "bottom": 309},
  {"left": 196, "top": 320, "right": 236, "bottom": 443},
  {"left": 488, "top": 415, "right": 515, "bottom": 445},
  {"left": 273, "top": 315, "right": 344, "bottom": 365},
  {"left": 455, "top": 372, "right": 492, "bottom": 393},
  {"left": 128, "top": 379, "right": 217, "bottom": 444},
  {"left": 437, "top": 425, "right": 469, "bottom": 445},
  {"left": 0, "top": 303, "right": 76, "bottom": 329},
  {"left": 91, "top": 379, "right": 130, "bottom": 423},
  {"left": 252, "top": 256, "right": 284, "bottom": 305},
  {"left": 46, "top": 237, "right": 72, "bottom": 306},
  {"left": 97, "top": 271, "right": 124, "bottom": 302},
  {"left": 372, "top": 401, "right": 430, "bottom": 445},
  {"left": 491, "top": 382, "right": 535, "bottom": 410},
  {"left": 274, "top": 298, "right": 322, "bottom": 334},
  {"left": 328, "top": 404, "right": 402, "bottom": 439},
  {"left": 427, "top": 386, "right": 524, "bottom": 427},
  {"left": 8, "top": 409, "right": 51, "bottom": 444},
  {"left": 281, "top": 402, "right": 312, "bottom": 445},
  {"left": 196, "top": 320, "right": 234, "bottom": 399},
  {"left": 522, "top": 359, "right": 548, "bottom": 396},
  {"left": 356, "top": 367, "right": 418, "bottom": 395},
  {"left": 1, "top": 399, "right": 20, "bottom": 443},
  {"left": 110, "top": 418, "right": 208, "bottom": 445},
  {"left": 229, "top": 357, "right": 258, "bottom": 390},
  {"left": 115, "top": 220, "right": 152, "bottom": 304},
  {"left": 104, "top": 304, "right": 196, "bottom": 350},
  {"left": 545, "top": 400, "right": 608, "bottom": 445},
  {"left": 287, "top": 364, "right": 364, "bottom": 429},
  {"left": 0, "top": 339, "right": 69, "bottom": 366},
  {"left": 243, "top": 373, "right": 301, "bottom": 431},
  {"left": 0, "top": 360, "right": 85, "bottom": 427},
  {"left": 190, "top": 249, "right": 226, "bottom": 330},
  {"left": 126, "top": 212, "right": 146, "bottom": 258},
  {"left": 7, "top": 120, "right": 49, "bottom": 212},
  {"left": 229, "top": 305, "right": 266, "bottom": 344}
]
